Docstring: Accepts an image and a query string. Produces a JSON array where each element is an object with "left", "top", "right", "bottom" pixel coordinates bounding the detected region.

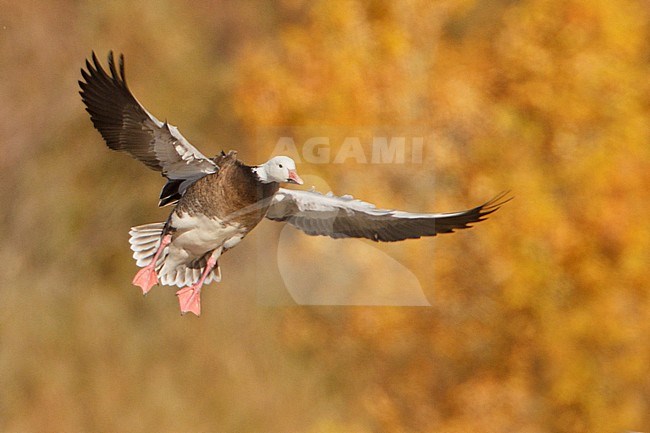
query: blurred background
[{"left": 1, "top": 0, "right": 649, "bottom": 432}]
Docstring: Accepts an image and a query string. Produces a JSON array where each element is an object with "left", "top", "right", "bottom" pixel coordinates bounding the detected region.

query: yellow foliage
[{"left": 0, "top": 0, "right": 649, "bottom": 432}]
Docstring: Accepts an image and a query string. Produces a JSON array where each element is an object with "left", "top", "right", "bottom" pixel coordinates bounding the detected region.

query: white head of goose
[
  {"left": 79, "top": 52, "right": 510, "bottom": 316},
  {"left": 253, "top": 156, "right": 303, "bottom": 185}
]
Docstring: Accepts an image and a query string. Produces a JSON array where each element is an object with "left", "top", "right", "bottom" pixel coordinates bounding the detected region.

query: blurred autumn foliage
[{"left": 1, "top": 0, "right": 649, "bottom": 432}]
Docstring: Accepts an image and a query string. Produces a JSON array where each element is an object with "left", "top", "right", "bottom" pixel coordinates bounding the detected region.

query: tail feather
[
  {"left": 129, "top": 222, "right": 221, "bottom": 288},
  {"left": 159, "top": 255, "right": 221, "bottom": 288},
  {"left": 129, "top": 223, "right": 166, "bottom": 267}
]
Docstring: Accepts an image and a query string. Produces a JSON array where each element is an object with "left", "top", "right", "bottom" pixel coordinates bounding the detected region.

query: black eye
[{"left": 278, "top": 164, "right": 283, "bottom": 168}]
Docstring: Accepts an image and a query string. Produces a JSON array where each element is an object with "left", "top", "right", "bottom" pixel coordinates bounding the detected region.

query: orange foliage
[{"left": 0, "top": 0, "right": 649, "bottom": 432}]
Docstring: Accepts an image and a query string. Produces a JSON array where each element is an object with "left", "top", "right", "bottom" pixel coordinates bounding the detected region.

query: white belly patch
[{"left": 171, "top": 212, "right": 244, "bottom": 256}]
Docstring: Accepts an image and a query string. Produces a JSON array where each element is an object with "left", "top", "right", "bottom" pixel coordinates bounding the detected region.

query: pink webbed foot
[
  {"left": 175, "top": 247, "right": 221, "bottom": 317},
  {"left": 132, "top": 234, "right": 172, "bottom": 295},
  {"left": 176, "top": 286, "right": 202, "bottom": 316},
  {"left": 132, "top": 265, "right": 158, "bottom": 295}
]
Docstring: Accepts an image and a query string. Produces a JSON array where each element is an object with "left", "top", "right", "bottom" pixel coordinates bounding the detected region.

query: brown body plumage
[{"left": 175, "top": 154, "right": 279, "bottom": 232}]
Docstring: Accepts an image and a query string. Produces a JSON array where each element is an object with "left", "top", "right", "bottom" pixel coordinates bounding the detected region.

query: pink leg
[
  {"left": 132, "top": 234, "right": 172, "bottom": 295},
  {"left": 176, "top": 249, "right": 221, "bottom": 317}
]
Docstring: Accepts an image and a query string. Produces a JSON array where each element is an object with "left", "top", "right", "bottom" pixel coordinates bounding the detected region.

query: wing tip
[
  {"left": 431, "top": 190, "right": 512, "bottom": 234},
  {"left": 80, "top": 50, "right": 129, "bottom": 91},
  {"left": 478, "top": 190, "right": 513, "bottom": 216}
]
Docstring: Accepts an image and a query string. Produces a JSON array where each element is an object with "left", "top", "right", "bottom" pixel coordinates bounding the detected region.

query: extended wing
[
  {"left": 266, "top": 189, "right": 510, "bottom": 242},
  {"left": 79, "top": 51, "right": 218, "bottom": 206}
]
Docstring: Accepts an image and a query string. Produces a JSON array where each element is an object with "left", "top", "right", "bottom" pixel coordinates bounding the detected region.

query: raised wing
[
  {"left": 266, "top": 189, "right": 511, "bottom": 242},
  {"left": 79, "top": 52, "right": 218, "bottom": 204}
]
